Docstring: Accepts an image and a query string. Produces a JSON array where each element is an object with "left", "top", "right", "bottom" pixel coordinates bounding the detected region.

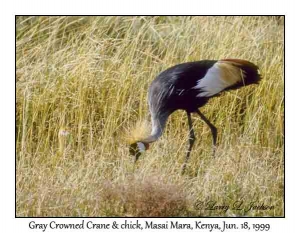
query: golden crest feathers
[{"left": 123, "top": 120, "right": 150, "bottom": 145}]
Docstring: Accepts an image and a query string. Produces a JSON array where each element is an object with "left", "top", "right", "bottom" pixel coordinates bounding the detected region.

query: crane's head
[
  {"left": 129, "top": 141, "right": 149, "bottom": 162},
  {"left": 124, "top": 120, "right": 151, "bottom": 162}
]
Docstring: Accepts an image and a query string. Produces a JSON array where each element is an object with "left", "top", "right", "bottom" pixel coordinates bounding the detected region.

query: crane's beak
[{"left": 129, "top": 142, "right": 147, "bottom": 162}]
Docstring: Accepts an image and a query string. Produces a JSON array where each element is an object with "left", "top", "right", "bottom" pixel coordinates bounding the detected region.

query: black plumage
[{"left": 129, "top": 59, "right": 260, "bottom": 173}]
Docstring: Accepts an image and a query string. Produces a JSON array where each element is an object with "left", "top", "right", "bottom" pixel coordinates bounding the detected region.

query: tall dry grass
[{"left": 16, "top": 16, "right": 284, "bottom": 217}]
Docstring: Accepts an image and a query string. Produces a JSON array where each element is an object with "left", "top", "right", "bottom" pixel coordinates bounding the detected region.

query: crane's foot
[
  {"left": 181, "top": 163, "right": 187, "bottom": 175},
  {"left": 212, "top": 145, "right": 217, "bottom": 157}
]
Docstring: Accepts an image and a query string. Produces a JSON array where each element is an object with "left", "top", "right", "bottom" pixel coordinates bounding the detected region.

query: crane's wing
[
  {"left": 148, "top": 59, "right": 260, "bottom": 112},
  {"left": 193, "top": 59, "right": 260, "bottom": 97},
  {"left": 153, "top": 60, "right": 217, "bottom": 97}
]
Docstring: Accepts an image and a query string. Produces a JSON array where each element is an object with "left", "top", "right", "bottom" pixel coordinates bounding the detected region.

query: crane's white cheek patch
[{"left": 137, "top": 142, "right": 146, "bottom": 152}]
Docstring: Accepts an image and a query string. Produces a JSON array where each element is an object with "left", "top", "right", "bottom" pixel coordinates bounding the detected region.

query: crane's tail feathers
[{"left": 220, "top": 58, "right": 261, "bottom": 89}]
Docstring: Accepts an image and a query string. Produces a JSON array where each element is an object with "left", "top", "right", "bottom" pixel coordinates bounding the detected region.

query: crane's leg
[
  {"left": 196, "top": 109, "right": 217, "bottom": 156},
  {"left": 181, "top": 111, "right": 196, "bottom": 174}
]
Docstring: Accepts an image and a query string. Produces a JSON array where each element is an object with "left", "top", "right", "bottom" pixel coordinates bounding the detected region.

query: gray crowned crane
[{"left": 129, "top": 59, "right": 260, "bottom": 174}]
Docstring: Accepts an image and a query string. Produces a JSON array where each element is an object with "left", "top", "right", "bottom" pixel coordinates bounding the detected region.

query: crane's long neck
[{"left": 141, "top": 112, "right": 170, "bottom": 144}]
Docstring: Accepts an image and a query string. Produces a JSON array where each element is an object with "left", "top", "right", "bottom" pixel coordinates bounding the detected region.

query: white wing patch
[{"left": 193, "top": 61, "right": 244, "bottom": 97}]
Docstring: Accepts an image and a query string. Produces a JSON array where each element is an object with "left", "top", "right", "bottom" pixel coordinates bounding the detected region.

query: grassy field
[{"left": 16, "top": 16, "right": 284, "bottom": 217}]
